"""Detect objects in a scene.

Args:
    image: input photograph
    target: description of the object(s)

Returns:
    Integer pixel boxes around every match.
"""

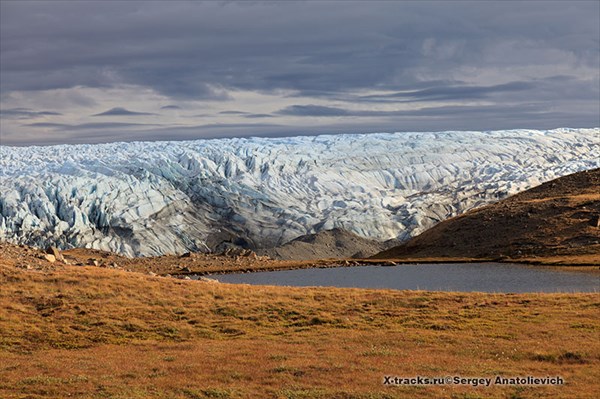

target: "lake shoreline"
[201,262,600,293]
[2,260,599,398]
[171,258,600,278]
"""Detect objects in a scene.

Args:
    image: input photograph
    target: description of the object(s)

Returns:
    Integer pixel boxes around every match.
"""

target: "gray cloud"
[1,1,598,145]
[92,107,155,117]
[218,110,273,118]
[23,122,68,128]
[243,114,274,119]
[277,103,559,119]
[3,2,598,96]
[0,107,62,119]
[278,105,349,117]
[357,81,536,103]
[219,111,248,115]
[25,121,159,131]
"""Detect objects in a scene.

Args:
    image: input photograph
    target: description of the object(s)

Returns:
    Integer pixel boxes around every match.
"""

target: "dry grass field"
[1,258,599,399]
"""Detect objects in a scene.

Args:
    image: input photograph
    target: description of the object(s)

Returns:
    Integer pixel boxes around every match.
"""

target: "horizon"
[1,126,599,149]
[1,1,599,146]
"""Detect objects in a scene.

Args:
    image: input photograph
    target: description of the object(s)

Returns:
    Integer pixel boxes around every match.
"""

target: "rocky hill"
[373,168,600,265]
[257,228,398,260]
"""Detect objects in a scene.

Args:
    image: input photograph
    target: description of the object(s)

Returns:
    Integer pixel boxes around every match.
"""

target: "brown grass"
[1,262,599,399]
[374,169,600,264]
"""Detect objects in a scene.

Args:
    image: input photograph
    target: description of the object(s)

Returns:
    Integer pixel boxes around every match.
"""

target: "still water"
[207,263,599,293]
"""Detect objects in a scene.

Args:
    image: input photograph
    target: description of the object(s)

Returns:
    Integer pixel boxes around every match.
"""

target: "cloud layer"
[92,107,156,117]
[1,1,598,145]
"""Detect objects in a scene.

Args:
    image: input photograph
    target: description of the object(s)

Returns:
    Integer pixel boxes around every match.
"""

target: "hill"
[373,168,600,265]
[257,228,398,260]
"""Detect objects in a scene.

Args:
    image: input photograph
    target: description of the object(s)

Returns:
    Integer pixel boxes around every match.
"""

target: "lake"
[202,263,600,293]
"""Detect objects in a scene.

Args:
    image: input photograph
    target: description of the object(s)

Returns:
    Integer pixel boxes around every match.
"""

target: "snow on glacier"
[0,128,598,257]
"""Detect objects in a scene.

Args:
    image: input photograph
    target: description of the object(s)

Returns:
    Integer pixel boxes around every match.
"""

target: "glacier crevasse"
[0,128,598,257]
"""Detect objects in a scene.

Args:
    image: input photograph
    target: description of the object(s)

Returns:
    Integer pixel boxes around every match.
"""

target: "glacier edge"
[1,127,598,257]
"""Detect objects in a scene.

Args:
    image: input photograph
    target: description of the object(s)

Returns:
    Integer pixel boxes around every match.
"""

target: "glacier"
[0,128,598,257]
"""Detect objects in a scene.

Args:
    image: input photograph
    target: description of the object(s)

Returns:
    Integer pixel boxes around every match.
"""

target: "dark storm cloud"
[92,107,156,117]
[2,2,598,97]
[1,1,598,144]
[160,105,181,110]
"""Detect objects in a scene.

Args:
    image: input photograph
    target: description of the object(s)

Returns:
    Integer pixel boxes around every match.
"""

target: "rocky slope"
[373,168,600,263]
[257,228,398,260]
[1,128,598,256]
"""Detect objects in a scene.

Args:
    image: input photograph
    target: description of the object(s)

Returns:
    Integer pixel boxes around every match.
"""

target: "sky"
[0,1,598,146]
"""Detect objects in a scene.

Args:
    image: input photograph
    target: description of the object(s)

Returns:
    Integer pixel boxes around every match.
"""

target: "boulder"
[44,254,56,263]
[46,246,65,262]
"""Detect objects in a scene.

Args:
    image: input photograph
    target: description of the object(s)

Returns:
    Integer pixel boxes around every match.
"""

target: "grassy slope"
[1,262,599,399]
[374,169,600,265]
